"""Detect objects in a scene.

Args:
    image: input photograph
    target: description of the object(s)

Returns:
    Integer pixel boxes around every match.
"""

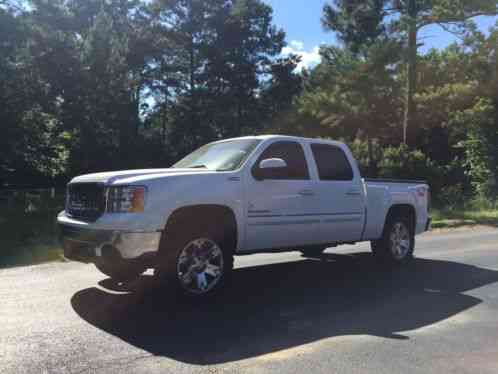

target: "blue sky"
[264,0,498,70]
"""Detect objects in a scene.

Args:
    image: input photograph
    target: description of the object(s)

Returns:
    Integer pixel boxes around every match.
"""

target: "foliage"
[461,99,498,200]
[0,189,64,267]
[0,0,302,183]
[322,0,498,144]
[1,0,497,209]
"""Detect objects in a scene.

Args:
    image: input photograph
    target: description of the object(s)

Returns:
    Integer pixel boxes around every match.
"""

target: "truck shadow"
[71,253,498,365]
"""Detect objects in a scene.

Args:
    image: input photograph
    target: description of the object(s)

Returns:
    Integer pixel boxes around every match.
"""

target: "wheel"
[94,260,146,282]
[155,225,234,300]
[371,215,414,265]
[300,246,326,257]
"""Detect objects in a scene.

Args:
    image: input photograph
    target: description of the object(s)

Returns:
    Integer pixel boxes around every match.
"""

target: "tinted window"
[311,144,354,181]
[252,141,309,180]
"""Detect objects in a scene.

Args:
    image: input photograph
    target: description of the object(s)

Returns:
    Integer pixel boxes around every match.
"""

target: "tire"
[371,214,415,265]
[94,261,146,282]
[300,246,326,257]
[154,223,234,300]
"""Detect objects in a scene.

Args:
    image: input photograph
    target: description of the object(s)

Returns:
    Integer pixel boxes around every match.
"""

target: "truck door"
[244,140,319,250]
[309,143,366,243]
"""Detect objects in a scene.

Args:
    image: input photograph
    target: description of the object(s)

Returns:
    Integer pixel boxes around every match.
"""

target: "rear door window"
[311,144,354,181]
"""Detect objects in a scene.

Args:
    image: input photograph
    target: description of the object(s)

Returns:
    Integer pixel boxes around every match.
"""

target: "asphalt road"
[2,228,498,374]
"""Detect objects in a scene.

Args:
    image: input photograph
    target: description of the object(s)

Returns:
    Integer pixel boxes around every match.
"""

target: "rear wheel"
[371,215,414,265]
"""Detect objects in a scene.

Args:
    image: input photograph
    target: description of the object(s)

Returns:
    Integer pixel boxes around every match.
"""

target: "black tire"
[371,214,415,265]
[94,261,146,282]
[154,222,235,300]
[300,246,326,257]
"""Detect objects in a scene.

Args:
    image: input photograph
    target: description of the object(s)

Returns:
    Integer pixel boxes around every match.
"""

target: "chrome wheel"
[389,222,411,260]
[176,238,224,295]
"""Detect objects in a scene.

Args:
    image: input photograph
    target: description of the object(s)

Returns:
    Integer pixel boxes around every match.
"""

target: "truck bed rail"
[364,178,428,184]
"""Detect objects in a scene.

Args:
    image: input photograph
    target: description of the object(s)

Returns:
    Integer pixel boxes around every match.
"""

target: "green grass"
[431,209,498,229]
[0,243,64,269]
[0,189,65,268]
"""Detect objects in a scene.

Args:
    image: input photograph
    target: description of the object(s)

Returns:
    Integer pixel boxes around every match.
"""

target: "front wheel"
[371,216,414,265]
[155,227,234,300]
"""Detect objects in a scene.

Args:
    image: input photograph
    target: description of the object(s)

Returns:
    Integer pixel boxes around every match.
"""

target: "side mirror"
[259,158,287,170]
[254,158,287,180]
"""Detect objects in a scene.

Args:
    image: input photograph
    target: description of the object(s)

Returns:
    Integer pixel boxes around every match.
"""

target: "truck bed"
[362,178,430,241]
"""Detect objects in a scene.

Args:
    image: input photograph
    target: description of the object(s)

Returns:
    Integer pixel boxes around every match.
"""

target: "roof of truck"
[212,134,340,144]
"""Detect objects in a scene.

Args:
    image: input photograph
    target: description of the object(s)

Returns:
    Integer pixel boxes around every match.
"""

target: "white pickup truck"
[58,135,431,298]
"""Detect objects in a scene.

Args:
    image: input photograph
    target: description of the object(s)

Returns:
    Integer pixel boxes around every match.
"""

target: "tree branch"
[436,22,466,40]
[417,10,498,30]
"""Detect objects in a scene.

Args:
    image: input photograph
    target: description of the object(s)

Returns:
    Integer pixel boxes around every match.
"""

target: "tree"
[0,2,65,185]
[322,0,498,144]
[274,39,403,174]
[459,27,498,200]
[145,0,293,157]
[24,0,156,174]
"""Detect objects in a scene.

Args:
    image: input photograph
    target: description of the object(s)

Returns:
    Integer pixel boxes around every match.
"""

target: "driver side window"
[251,141,310,180]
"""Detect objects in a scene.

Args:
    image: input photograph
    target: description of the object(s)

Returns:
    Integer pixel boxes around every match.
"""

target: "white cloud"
[281,41,322,72]
[289,40,304,51]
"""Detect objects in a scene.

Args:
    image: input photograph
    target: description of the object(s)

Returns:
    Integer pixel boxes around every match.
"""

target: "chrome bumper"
[58,224,161,262]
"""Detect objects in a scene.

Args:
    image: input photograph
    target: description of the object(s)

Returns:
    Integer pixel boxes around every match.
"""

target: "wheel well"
[164,204,238,250]
[386,204,416,232]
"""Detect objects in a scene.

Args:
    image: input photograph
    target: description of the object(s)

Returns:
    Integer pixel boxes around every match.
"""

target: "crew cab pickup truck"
[58,135,431,298]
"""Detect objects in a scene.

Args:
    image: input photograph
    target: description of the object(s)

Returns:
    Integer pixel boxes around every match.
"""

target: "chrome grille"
[66,183,106,222]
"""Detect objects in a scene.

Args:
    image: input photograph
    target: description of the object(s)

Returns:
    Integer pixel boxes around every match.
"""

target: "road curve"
[1,228,498,374]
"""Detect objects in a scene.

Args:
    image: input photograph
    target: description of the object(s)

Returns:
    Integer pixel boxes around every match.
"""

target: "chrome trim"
[284,212,363,217]
[248,214,283,218]
[249,220,321,226]
[59,224,161,260]
[323,217,362,223]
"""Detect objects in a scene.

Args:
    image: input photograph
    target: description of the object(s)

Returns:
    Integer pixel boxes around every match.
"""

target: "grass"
[431,208,498,229]
[0,189,65,268]
[0,243,64,269]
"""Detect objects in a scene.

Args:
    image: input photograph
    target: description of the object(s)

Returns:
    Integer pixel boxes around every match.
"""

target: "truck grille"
[66,183,106,222]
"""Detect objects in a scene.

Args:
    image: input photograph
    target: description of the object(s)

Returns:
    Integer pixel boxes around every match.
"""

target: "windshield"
[172,139,261,171]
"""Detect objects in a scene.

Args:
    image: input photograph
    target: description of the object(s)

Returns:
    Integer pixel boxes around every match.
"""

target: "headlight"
[106,186,147,213]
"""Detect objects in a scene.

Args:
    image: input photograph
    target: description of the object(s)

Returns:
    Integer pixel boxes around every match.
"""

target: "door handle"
[298,189,315,197]
[345,189,361,196]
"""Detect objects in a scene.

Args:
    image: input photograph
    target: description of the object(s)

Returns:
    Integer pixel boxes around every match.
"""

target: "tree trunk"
[189,30,197,148]
[161,103,167,147]
[367,135,376,177]
[403,0,418,145]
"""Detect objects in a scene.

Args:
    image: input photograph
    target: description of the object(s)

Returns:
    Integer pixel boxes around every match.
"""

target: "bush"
[348,141,473,208]
[461,99,498,202]
[0,189,64,267]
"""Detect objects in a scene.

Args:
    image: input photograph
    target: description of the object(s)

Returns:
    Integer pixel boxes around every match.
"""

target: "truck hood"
[70,168,212,185]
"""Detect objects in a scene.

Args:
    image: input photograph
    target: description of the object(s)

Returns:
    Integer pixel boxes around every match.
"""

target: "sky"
[264,0,498,71]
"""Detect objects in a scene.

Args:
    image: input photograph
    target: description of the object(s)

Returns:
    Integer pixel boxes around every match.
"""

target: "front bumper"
[58,224,161,263]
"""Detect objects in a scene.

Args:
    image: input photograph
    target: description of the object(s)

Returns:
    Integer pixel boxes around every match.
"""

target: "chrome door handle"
[345,190,361,196]
[298,189,315,196]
